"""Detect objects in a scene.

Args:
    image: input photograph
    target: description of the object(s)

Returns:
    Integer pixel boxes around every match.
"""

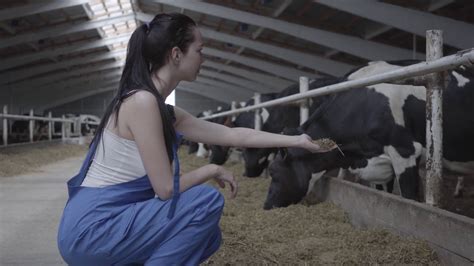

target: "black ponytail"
[91,13,197,163]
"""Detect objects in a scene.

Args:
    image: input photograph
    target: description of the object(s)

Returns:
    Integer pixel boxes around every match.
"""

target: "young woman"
[57,13,326,265]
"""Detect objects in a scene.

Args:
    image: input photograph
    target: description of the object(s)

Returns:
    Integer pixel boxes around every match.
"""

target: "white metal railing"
[0,107,100,147]
[202,30,473,207]
[203,47,473,120]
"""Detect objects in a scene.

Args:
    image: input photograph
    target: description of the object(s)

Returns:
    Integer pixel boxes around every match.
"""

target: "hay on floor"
[178,148,438,265]
[0,142,88,177]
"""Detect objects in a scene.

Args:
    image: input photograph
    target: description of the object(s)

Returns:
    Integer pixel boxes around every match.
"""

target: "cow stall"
[201,32,474,265]
[0,107,100,147]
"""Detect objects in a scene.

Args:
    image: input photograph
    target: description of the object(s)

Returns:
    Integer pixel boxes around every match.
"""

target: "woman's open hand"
[296,134,338,153]
[213,166,238,198]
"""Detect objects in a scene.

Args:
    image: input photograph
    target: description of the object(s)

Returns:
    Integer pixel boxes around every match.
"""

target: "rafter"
[148,0,421,60]
[0,34,130,71]
[202,61,292,90]
[0,14,134,50]
[316,0,473,49]
[0,0,90,22]
[204,47,316,81]
[0,49,126,85]
[199,69,272,93]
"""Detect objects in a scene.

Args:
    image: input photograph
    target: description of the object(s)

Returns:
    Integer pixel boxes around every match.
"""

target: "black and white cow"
[193,110,213,158]
[78,114,100,136]
[239,78,341,177]
[264,60,474,209]
[207,105,234,165]
[187,140,199,155]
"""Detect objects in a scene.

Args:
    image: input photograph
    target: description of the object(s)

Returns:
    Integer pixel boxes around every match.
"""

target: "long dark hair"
[91,13,197,163]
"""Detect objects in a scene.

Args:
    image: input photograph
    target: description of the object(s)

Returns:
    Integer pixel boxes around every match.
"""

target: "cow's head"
[264,127,349,210]
[209,145,231,165]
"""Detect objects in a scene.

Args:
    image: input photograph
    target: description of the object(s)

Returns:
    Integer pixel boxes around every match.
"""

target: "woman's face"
[178,27,204,81]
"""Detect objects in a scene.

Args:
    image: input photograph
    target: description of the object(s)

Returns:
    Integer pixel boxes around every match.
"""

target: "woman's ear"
[171,46,182,64]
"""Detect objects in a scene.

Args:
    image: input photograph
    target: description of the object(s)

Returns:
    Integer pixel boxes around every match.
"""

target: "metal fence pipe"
[203,48,474,120]
[425,30,444,206]
[61,115,66,141]
[0,113,74,123]
[29,109,34,143]
[254,93,261,131]
[231,101,237,122]
[48,112,52,141]
[3,105,7,146]
[299,76,309,125]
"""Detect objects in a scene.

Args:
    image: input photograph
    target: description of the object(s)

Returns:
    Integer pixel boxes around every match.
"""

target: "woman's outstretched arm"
[174,106,323,152]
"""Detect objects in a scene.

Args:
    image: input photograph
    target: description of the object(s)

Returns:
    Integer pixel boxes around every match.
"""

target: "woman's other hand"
[213,165,238,199]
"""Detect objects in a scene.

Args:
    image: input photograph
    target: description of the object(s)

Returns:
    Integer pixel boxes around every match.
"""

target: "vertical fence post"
[29,109,34,143]
[231,101,237,122]
[425,30,444,206]
[48,112,52,141]
[61,115,66,141]
[412,34,417,60]
[254,93,261,131]
[299,76,309,125]
[3,105,7,146]
[67,119,72,138]
[78,117,83,137]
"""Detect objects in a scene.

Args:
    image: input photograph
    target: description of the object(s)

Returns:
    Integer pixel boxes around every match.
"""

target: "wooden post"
[3,105,7,146]
[48,112,52,141]
[425,30,444,206]
[29,109,34,143]
[254,93,261,131]
[299,76,309,125]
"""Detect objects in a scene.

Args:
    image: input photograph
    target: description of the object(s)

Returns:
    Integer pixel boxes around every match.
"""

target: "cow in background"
[208,95,278,165]
[207,105,233,165]
[10,114,49,143]
[189,110,213,157]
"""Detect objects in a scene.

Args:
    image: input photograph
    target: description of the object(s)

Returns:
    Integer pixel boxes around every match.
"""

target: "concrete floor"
[0,156,83,265]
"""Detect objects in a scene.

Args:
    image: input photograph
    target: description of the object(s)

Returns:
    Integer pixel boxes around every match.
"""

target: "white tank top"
[81,129,146,187]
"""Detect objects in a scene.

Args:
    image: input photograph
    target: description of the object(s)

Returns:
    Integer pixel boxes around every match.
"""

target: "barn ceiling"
[0,0,473,115]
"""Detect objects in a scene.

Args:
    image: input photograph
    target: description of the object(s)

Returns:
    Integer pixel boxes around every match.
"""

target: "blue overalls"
[57,134,224,265]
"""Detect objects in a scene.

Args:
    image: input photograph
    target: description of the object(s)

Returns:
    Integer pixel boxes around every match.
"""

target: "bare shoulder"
[117,90,162,139]
[124,90,159,109]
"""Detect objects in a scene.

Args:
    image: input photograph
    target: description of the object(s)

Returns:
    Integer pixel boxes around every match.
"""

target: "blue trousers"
[58,183,224,265]
[58,139,224,265]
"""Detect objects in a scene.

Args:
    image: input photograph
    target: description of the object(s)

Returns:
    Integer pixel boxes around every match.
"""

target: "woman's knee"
[186,185,224,221]
[200,185,225,212]
[188,184,224,205]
